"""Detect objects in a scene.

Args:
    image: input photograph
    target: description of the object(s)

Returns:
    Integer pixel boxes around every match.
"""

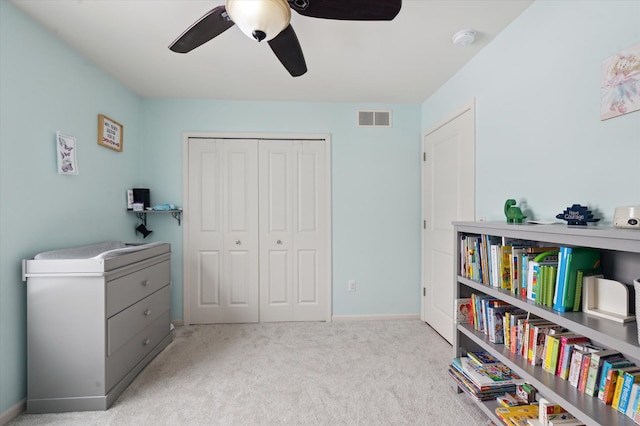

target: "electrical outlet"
[348,280,356,292]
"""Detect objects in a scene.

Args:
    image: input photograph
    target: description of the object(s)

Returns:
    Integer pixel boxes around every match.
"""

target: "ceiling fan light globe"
[226,0,291,42]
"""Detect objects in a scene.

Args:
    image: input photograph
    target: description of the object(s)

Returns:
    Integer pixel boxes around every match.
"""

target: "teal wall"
[422,0,640,222]
[140,100,422,320]
[0,1,144,415]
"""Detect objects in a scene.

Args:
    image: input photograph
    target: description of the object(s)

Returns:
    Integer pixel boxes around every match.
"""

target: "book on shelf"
[488,304,516,344]
[539,397,574,426]
[501,246,513,291]
[480,234,490,284]
[553,247,601,312]
[481,298,510,336]
[454,298,473,324]
[543,332,574,375]
[521,318,551,361]
[604,366,640,406]
[516,383,538,403]
[453,357,524,389]
[525,250,559,301]
[543,264,558,308]
[529,324,566,366]
[495,404,539,426]
[583,349,622,397]
[510,247,525,295]
[471,294,497,333]
[557,335,590,379]
[612,367,640,410]
[553,247,571,311]
[567,343,601,389]
[568,348,589,388]
[618,370,640,414]
[578,352,594,392]
[629,384,640,420]
[496,392,528,408]
[572,269,602,312]
[625,383,640,418]
[509,312,530,354]
[448,367,512,402]
[597,358,634,401]
[467,350,500,365]
[490,242,502,287]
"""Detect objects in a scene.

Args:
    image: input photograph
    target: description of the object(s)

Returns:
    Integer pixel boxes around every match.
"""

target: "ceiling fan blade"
[169,6,235,53]
[268,25,307,77]
[289,0,401,21]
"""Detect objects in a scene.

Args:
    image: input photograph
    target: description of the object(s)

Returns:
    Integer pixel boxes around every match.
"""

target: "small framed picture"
[56,131,78,175]
[97,114,123,152]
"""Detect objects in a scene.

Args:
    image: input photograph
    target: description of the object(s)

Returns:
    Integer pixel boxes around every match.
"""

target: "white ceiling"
[11,0,533,104]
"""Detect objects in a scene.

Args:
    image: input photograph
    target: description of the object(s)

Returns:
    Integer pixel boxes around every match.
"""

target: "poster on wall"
[56,131,78,175]
[601,42,640,120]
[97,114,123,151]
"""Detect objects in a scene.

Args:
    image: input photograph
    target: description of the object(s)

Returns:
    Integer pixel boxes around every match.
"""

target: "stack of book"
[449,351,524,402]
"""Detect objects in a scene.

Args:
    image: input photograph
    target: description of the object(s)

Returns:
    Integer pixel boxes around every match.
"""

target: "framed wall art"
[601,42,640,120]
[56,131,78,175]
[98,114,123,152]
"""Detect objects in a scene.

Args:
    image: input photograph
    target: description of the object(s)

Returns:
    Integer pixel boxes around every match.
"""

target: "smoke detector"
[452,29,476,47]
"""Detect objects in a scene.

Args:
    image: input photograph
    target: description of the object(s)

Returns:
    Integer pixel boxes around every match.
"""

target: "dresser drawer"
[106,260,170,317]
[107,285,170,356]
[105,310,171,392]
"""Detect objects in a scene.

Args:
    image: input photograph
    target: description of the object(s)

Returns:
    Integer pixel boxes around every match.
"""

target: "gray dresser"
[22,242,173,413]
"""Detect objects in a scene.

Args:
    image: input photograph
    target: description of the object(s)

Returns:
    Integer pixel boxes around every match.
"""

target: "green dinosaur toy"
[504,199,526,223]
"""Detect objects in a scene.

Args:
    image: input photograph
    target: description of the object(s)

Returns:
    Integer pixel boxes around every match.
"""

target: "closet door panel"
[292,142,328,320]
[260,140,328,322]
[187,139,259,324]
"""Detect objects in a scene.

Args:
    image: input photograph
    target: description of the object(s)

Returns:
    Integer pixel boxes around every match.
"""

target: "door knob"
[276,240,283,245]
[235,240,241,245]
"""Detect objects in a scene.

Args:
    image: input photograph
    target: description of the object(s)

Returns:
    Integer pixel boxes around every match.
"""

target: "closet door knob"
[276,240,283,245]
[144,309,152,316]
[235,240,241,245]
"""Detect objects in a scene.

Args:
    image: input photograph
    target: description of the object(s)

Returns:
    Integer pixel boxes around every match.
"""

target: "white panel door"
[422,102,475,343]
[259,140,329,322]
[187,138,259,324]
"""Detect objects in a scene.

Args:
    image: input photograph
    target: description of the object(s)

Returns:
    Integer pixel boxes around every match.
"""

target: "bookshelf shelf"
[452,222,640,426]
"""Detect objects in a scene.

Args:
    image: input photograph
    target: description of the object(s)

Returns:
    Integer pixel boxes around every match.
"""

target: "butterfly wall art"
[56,131,78,175]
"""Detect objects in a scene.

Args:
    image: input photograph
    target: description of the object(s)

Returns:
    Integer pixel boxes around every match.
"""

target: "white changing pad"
[34,241,165,260]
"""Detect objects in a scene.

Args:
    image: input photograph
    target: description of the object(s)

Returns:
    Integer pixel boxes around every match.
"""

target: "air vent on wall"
[357,110,392,128]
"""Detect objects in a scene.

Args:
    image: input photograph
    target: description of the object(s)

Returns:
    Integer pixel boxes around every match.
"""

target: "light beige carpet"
[11,320,490,425]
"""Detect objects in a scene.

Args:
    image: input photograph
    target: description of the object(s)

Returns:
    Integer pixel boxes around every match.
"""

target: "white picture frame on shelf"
[56,131,78,175]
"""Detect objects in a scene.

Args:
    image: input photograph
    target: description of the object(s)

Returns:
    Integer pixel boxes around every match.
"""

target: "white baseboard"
[0,399,25,426]
[332,313,420,322]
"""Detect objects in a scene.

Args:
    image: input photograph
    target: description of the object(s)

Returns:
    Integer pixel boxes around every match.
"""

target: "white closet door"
[259,140,329,322]
[187,138,259,324]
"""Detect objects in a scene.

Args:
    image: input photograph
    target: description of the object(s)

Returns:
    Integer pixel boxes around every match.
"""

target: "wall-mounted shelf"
[128,209,182,226]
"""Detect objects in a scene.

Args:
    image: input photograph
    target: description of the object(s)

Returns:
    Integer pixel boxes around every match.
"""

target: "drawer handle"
[144,309,152,316]
[143,338,151,346]
[141,280,149,287]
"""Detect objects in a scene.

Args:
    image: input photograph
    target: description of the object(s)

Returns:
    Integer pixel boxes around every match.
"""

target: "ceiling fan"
[169,0,402,77]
